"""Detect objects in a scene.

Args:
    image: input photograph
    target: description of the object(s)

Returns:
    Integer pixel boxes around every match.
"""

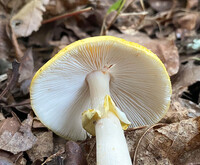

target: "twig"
[132,123,167,165]
[2,99,30,108]
[86,140,96,161]
[41,148,65,165]
[11,28,24,62]
[120,11,148,16]
[42,7,93,24]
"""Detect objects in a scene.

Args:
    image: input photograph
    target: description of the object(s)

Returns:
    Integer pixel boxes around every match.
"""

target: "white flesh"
[87,71,132,165]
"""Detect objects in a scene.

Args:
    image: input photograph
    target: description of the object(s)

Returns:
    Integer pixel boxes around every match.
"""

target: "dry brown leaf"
[172,60,200,99]
[27,131,53,162]
[0,113,5,121]
[64,18,90,39]
[16,156,27,165]
[161,100,189,124]
[32,118,46,129]
[0,156,14,165]
[108,31,179,76]
[0,114,37,154]
[156,117,200,164]
[0,12,12,60]
[148,0,173,12]
[173,12,199,30]
[18,48,34,83]
[10,0,49,37]
[186,0,199,9]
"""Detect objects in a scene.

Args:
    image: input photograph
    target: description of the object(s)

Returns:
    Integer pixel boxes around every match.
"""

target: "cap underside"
[30,36,171,140]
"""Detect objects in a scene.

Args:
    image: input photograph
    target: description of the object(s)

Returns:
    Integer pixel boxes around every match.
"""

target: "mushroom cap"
[30,36,172,140]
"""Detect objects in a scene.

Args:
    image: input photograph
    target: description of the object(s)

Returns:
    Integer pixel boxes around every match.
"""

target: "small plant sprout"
[30,36,172,165]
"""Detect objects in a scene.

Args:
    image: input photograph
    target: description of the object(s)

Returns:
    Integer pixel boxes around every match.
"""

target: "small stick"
[42,7,93,24]
[41,148,65,165]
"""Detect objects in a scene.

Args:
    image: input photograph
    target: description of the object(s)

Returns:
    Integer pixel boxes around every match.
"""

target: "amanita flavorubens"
[30,36,171,165]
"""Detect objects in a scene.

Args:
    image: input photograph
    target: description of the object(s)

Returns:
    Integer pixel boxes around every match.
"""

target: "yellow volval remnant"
[82,95,131,136]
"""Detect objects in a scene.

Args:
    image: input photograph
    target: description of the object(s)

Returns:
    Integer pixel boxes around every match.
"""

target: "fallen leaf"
[18,48,34,83]
[32,118,46,129]
[15,156,27,165]
[0,61,20,100]
[10,0,49,37]
[0,114,37,154]
[0,150,24,164]
[172,60,200,99]
[186,0,199,9]
[173,12,199,30]
[64,18,90,39]
[108,31,179,76]
[161,101,189,124]
[0,156,14,165]
[0,11,12,60]
[27,131,53,162]
[156,117,200,163]
[0,113,5,121]
[148,0,173,12]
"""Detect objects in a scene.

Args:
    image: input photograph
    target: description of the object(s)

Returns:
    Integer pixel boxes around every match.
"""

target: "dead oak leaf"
[156,117,200,163]
[0,115,37,154]
[10,0,49,37]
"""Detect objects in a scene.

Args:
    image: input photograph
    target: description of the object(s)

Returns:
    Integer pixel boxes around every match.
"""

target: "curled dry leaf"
[10,0,49,37]
[0,114,37,154]
[27,131,53,162]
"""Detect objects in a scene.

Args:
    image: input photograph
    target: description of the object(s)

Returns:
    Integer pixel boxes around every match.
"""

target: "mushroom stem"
[95,111,132,165]
[86,71,110,109]
[86,71,132,165]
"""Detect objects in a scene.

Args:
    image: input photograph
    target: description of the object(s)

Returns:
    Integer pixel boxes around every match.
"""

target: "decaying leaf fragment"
[27,131,53,162]
[10,0,49,37]
[0,114,37,154]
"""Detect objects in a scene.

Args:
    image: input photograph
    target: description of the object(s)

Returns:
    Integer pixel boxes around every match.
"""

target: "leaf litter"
[0,0,200,164]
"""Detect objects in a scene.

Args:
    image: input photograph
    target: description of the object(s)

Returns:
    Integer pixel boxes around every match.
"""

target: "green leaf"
[107,0,126,14]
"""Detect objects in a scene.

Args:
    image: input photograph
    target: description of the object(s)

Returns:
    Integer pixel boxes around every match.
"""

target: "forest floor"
[0,0,200,164]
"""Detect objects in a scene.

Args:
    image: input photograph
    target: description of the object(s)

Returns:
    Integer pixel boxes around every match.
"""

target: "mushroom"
[30,36,171,165]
